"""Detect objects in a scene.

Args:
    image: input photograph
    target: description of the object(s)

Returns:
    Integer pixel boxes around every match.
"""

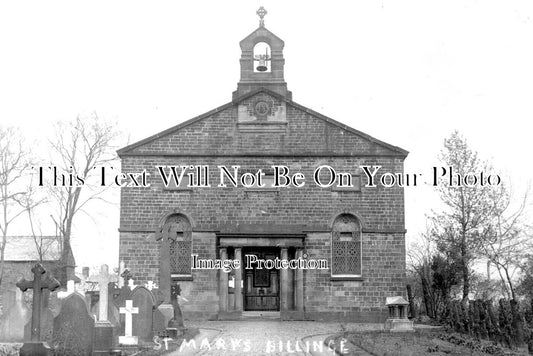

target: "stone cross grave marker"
[119,300,139,345]
[16,263,60,355]
[166,283,185,338]
[93,264,115,354]
[16,263,60,341]
[96,264,113,322]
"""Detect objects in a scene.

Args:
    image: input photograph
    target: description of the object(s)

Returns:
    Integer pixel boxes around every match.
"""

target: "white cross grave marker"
[96,264,113,322]
[118,300,139,345]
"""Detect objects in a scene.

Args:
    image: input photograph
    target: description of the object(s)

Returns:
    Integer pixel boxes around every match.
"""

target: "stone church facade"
[117,11,408,322]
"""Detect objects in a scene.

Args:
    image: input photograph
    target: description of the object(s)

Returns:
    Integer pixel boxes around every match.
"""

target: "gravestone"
[93,264,115,355]
[167,283,185,337]
[118,300,138,345]
[16,263,60,356]
[24,289,55,344]
[91,282,121,327]
[131,286,155,341]
[52,292,95,356]
[0,288,31,341]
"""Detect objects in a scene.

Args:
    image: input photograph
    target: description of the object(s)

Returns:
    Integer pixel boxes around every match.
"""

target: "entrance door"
[243,248,280,311]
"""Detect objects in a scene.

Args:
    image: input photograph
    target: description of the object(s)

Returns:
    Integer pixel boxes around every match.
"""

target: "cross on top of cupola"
[233,7,292,100]
[257,6,267,27]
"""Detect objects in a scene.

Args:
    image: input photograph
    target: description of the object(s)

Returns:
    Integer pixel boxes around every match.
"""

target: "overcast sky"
[1,1,532,270]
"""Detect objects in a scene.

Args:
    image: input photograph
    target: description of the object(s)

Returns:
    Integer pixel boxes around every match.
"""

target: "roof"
[117,87,408,157]
[3,236,61,261]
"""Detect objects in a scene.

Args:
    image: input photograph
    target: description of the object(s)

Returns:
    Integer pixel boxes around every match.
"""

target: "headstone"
[130,286,156,341]
[93,264,115,355]
[118,300,138,345]
[52,293,95,356]
[155,227,175,330]
[113,277,132,338]
[16,263,60,356]
[0,288,31,341]
[156,229,171,303]
[24,289,55,344]
[92,282,121,327]
[167,283,185,337]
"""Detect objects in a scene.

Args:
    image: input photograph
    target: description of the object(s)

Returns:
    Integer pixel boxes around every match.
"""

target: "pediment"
[118,89,407,157]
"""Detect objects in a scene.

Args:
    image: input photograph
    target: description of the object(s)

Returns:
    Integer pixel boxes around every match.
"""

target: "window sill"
[171,274,193,281]
[330,276,364,282]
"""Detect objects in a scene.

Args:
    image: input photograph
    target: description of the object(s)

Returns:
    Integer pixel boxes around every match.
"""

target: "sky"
[1,1,532,270]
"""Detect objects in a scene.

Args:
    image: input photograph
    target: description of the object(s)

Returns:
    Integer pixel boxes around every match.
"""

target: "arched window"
[332,214,362,276]
[162,214,192,276]
[253,42,271,73]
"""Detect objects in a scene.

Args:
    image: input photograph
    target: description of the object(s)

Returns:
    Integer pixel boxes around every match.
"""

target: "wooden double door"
[243,248,280,311]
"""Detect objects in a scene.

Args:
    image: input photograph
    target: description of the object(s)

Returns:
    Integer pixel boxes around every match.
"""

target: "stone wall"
[118,93,407,321]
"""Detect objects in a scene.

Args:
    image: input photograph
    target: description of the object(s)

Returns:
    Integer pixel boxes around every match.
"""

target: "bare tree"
[480,183,532,300]
[0,126,33,287]
[48,113,119,284]
[19,174,59,262]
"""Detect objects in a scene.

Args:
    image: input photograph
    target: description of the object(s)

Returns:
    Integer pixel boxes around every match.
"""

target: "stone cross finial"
[257,6,267,27]
[16,263,60,341]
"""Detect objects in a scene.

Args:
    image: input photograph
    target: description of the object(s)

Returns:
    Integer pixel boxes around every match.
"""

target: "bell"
[256,59,268,72]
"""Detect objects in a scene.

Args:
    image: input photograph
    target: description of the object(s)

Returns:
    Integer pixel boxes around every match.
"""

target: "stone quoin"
[117,7,408,322]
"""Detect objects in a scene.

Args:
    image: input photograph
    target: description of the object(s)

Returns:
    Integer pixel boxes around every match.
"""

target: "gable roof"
[117,87,408,157]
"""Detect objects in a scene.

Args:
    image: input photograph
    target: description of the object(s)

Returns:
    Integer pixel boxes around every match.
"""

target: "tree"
[408,227,460,319]
[480,183,532,300]
[517,255,533,300]
[48,113,119,285]
[431,131,497,303]
[0,126,36,287]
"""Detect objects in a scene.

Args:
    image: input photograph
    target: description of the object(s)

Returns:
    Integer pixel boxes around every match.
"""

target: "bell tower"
[233,7,292,100]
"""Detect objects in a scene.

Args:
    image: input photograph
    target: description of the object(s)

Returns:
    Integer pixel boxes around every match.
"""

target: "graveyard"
[0,262,202,355]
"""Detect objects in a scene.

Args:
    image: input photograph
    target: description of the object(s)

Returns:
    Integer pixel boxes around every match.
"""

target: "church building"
[117,8,408,322]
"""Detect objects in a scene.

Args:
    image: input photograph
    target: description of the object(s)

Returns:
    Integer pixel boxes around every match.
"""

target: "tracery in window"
[332,214,362,276]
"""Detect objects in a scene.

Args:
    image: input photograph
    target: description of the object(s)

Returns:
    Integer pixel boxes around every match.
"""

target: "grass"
[326,329,530,356]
